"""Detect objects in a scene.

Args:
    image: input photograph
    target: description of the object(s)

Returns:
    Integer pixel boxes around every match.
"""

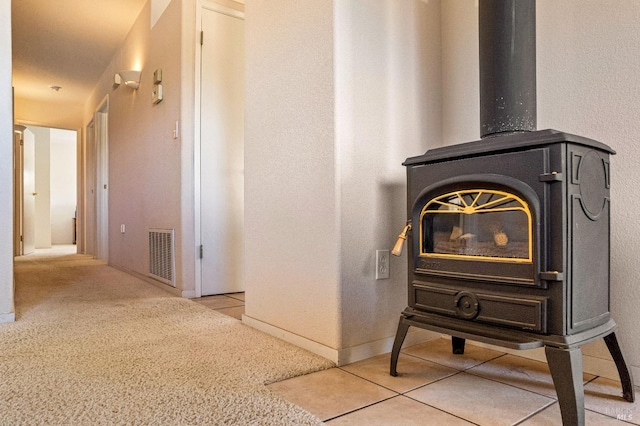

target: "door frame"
[13,125,36,256]
[13,125,25,256]
[94,95,109,260]
[194,1,244,297]
[76,125,85,253]
[84,119,97,256]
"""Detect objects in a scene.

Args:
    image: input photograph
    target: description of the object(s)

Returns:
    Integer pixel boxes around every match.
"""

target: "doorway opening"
[13,125,78,255]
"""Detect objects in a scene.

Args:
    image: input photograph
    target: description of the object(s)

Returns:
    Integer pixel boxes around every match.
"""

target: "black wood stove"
[389,2,635,425]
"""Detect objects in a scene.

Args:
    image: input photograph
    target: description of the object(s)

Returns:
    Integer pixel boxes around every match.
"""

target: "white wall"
[79,0,243,297]
[84,0,186,291]
[335,0,442,354]
[30,126,52,248]
[441,0,479,146]
[50,128,77,244]
[244,0,341,351]
[0,1,15,322]
[441,0,640,378]
[151,0,172,28]
[245,0,640,377]
[244,0,442,363]
[537,0,640,378]
[27,126,77,247]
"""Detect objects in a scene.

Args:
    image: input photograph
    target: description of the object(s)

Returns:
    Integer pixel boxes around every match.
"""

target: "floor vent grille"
[149,228,175,287]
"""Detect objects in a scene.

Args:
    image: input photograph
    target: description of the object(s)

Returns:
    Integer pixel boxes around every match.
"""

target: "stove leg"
[603,332,635,402]
[390,316,410,377]
[545,346,585,426]
[452,336,466,354]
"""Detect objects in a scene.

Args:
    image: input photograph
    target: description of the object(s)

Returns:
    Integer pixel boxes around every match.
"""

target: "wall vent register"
[148,228,175,287]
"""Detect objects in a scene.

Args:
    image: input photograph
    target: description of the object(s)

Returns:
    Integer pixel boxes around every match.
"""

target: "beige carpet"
[2,253,334,425]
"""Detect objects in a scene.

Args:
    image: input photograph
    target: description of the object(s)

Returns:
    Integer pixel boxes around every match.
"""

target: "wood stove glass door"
[420,189,532,262]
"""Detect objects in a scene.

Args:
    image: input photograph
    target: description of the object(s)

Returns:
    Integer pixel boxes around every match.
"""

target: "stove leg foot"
[545,346,585,426]
[390,316,410,377]
[452,336,466,354]
[604,332,635,402]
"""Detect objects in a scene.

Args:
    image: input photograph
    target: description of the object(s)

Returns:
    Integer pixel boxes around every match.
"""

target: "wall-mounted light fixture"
[118,70,141,90]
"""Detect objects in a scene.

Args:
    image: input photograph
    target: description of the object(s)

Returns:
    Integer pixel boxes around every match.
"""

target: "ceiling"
[12,0,148,111]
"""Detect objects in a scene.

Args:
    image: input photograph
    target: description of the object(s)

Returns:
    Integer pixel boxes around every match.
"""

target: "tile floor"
[194,297,637,425]
[268,338,639,425]
[193,292,245,320]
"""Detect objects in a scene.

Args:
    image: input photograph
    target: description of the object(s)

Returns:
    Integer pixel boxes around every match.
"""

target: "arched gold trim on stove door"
[419,189,533,263]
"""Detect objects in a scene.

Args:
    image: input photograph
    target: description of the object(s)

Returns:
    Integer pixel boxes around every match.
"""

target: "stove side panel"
[566,144,611,334]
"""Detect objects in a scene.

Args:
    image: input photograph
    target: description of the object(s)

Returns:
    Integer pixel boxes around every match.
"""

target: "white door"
[95,108,109,260]
[22,128,36,255]
[200,7,245,295]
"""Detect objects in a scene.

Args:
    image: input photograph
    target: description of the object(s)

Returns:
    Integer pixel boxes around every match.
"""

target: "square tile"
[518,402,625,425]
[584,377,639,424]
[226,292,245,301]
[215,305,245,320]
[267,368,396,421]
[467,353,595,399]
[341,353,458,393]
[194,295,243,309]
[406,372,554,425]
[327,395,474,425]
[402,338,505,370]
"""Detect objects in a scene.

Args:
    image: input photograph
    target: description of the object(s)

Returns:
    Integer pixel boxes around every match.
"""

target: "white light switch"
[173,120,179,139]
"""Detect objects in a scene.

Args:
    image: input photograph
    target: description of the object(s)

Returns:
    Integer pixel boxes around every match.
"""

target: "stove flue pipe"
[479,0,536,138]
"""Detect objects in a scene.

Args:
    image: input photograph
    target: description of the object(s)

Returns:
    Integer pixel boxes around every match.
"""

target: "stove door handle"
[392,223,412,257]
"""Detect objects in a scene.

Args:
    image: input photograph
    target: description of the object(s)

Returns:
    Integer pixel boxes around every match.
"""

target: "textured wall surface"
[244,0,441,358]
[537,0,640,373]
[50,129,77,245]
[441,0,640,373]
[335,0,442,349]
[244,0,341,348]
[31,126,52,249]
[83,1,184,290]
[0,1,14,321]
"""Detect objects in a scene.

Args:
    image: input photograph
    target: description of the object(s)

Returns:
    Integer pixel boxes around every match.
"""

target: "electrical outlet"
[376,249,390,280]
[120,224,125,234]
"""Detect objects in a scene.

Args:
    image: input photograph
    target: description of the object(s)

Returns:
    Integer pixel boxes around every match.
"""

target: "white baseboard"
[241,315,440,366]
[0,312,15,323]
[181,289,197,298]
[241,317,639,381]
[242,315,340,363]
[336,329,442,366]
